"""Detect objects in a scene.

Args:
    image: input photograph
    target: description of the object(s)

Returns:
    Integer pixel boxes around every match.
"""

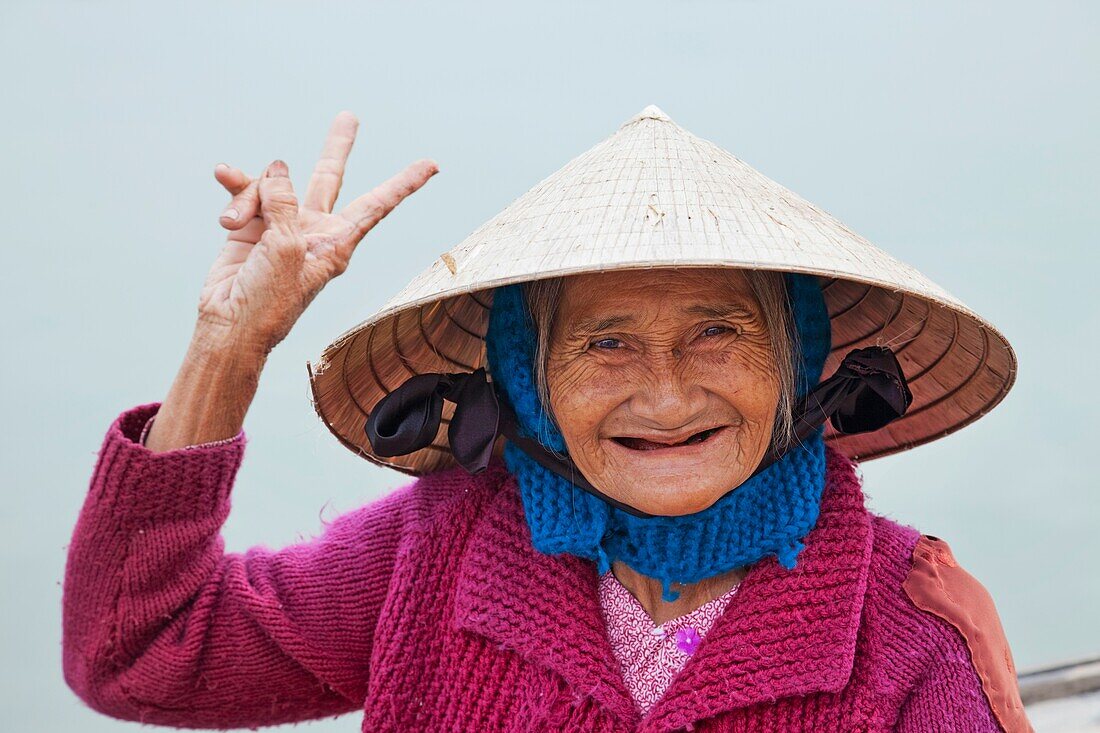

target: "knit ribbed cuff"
[90,402,248,527]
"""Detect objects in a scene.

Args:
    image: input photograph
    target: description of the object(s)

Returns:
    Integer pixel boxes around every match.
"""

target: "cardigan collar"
[452,445,873,729]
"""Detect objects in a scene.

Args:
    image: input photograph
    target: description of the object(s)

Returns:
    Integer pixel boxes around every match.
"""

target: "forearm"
[145,323,267,452]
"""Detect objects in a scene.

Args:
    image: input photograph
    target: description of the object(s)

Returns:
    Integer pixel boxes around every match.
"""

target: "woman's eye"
[592,337,623,350]
[702,325,735,338]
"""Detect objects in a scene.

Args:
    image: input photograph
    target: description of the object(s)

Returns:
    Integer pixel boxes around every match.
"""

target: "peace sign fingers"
[196,114,439,359]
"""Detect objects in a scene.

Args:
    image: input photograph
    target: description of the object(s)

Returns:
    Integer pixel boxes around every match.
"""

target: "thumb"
[258,160,300,237]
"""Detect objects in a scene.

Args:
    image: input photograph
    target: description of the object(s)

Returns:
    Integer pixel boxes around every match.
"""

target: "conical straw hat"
[307,104,1017,477]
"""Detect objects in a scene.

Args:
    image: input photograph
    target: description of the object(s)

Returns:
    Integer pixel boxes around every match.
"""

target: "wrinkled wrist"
[139,412,241,450]
[190,322,270,371]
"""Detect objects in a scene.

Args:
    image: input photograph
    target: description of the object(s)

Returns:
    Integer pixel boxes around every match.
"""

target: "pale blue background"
[3,1,1097,730]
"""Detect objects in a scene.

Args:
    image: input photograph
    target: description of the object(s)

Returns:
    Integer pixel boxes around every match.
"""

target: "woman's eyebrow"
[683,302,755,319]
[573,314,635,333]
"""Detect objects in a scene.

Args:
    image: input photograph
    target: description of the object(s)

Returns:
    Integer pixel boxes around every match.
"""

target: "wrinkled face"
[545,268,781,516]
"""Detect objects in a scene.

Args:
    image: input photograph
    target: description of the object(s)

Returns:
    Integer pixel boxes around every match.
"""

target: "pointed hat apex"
[622,104,672,127]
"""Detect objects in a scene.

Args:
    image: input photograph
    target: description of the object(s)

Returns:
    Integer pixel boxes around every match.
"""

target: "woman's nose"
[628,354,707,427]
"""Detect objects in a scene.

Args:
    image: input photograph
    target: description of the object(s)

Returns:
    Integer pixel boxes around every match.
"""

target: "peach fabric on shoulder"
[902,534,1033,733]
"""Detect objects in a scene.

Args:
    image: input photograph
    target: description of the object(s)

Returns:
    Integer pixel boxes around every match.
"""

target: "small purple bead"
[674,626,701,655]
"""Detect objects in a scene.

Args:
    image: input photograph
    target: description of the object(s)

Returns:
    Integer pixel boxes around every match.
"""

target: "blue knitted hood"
[484,272,832,601]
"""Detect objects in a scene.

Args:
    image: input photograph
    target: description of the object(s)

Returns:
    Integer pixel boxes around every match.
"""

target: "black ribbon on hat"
[365,367,501,475]
[364,345,913,518]
[789,345,913,440]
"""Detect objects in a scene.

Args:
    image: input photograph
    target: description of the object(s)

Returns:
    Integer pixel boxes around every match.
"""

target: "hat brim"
[307,261,1015,477]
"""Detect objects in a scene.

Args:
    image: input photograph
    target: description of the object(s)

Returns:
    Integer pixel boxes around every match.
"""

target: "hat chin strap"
[364,345,912,519]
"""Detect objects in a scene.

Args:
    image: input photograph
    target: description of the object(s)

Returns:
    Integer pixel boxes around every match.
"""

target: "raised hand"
[198,111,438,358]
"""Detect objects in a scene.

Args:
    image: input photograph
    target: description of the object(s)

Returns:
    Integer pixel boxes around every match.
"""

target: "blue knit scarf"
[484,273,832,601]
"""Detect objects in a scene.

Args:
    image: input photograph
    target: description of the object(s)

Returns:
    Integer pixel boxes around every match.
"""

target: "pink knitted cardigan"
[62,402,1032,732]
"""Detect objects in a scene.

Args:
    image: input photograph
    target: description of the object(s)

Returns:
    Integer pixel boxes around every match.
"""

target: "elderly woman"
[62,107,1033,732]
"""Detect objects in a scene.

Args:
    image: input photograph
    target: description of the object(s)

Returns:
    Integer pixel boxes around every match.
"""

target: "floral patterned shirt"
[597,569,741,716]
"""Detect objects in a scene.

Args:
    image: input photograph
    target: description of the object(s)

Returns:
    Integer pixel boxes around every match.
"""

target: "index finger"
[303,111,359,213]
[337,158,440,239]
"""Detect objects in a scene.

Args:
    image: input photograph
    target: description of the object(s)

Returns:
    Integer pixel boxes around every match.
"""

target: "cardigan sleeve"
[894,652,1003,732]
[895,534,1034,733]
[62,401,416,729]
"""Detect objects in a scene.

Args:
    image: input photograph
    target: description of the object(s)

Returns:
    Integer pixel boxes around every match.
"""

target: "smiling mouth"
[612,426,726,451]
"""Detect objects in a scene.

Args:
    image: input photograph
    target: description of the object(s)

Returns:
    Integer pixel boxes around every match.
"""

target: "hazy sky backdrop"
[3,2,1097,730]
